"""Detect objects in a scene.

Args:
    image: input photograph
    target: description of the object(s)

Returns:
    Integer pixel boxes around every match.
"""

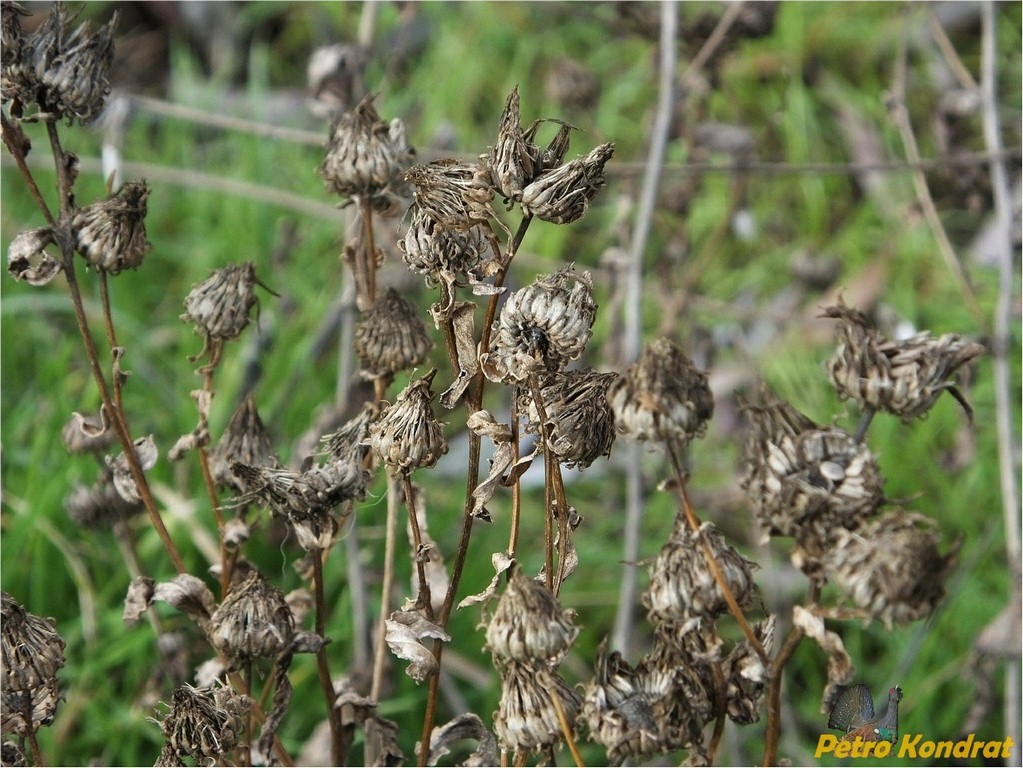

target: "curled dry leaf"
[458,552,515,609]
[7,227,63,285]
[384,606,451,683]
[407,483,449,616]
[365,716,405,767]
[792,605,855,714]
[123,576,156,622]
[257,658,292,763]
[424,713,498,767]
[152,574,218,624]
[431,300,479,410]
[105,434,158,503]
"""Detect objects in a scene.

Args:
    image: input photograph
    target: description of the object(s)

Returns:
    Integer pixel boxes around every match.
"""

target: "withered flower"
[1,740,26,767]
[493,662,580,754]
[1,3,27,76]
[231,457,368,550]
[485,569,579,662]
[1,593,66,737]
[399,208,488,287]
[354,287,432,379]
[320,402,376,465]
[105,434,158,504]
[488,85,533,202]
[318,93,414,201]
[7,227,63,286]
[210,394,276,491]
[481,266,597,384]
[721,617,775,724]
[208,570,295,661]
[607,337,714,447]
[519,142,614,224]
[518,368,618,468]
[155,682,249,764]
[827,511,960,629]
[823,301,985,421]
[7,3,116,122]
[645,523,758,625]
[72,180,151,274]
[66,472,143,529]
[61,410,115,454]
[181,261,265,365]
[369,372,447,474]
[404,159,497,233]
[740,392,883,554]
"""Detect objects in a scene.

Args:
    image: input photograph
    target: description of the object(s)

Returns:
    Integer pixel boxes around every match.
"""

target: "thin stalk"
[852,406,876,444]
[402,472,433,617]
[665,439,768,663]
[197,447,231,598]
[706,664,728,762]
[1,113,56,227]
[26,731,43,767]
[371,477,401,700]
[549,683,585,768]
[507,402,522,558]
[418,214,533,766]
[97,274,125,412]
[241,660,253,767]
[311,549,346,765]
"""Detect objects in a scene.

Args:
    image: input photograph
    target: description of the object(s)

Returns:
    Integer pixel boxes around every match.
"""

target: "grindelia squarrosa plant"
[1,3,994,766]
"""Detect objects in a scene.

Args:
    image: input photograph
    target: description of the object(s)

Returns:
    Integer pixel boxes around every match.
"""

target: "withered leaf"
[258,657,292,763]
[7,227,63,286]
[365,716,404,767]
[424,713,498,767]
[458,552,514,609]
[123,575,155,622]
[793,605,855,714]
[106,434,158,502]
[152,573,217,623]
[432,300,479,409]
[384,606,451,683]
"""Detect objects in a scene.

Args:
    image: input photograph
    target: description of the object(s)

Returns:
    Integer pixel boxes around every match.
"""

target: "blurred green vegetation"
[1,2,1019,766]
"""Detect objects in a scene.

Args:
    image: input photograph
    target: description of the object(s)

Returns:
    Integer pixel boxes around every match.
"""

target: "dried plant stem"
[371,477,401,700]
[418,214,534,766]
[852,405,876,444]
[1,114,56,226]
[706,664,728,762]
[241,660,253,767]
[665,439,768,663]
[311,548,346,765]
[548,679,585,768]
[96,274,125,411]
[26,731,43,767]
[507,405,523,558]
[402,472,434,617]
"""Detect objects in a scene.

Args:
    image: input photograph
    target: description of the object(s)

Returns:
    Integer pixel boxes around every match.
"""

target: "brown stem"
[417,214,533,766]
[507,402,522,558]
[1,112,57,227]
[665,439,768,663]
[241,660,253,767]
[548,676,585,768]
[760,623,807,766]
[197,447,231,598]
[706,662,728,762]
[402,472,433,618]
[96,273,125,412]
[311,549,347,765]
[527,374,571,593]
[26,730,43,767]
[371,477,401,700]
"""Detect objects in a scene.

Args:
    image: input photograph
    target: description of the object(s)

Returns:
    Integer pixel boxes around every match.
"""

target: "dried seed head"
[493,663,581,754]
[320,402,375,465]
[823,301,985,421]
[156,682,250,763]
[369,372,447,473]
[1,739,26,767]
[7,227,63,286]
[645,523,758,625]
[518,368,618,468]
[827,511,959,629]
[399,208,487,286]
[61,410,115,454]
[488,86,533,201]
[486,569,579,662]
[608,337,714,447]
[231,458,368,550]
[519,142,614,224]
[210,394,276,491]
[404,159,497,232]
[208,570,295,661]
[72,180,151,274]
[6,3,116,123]
[318,94,413,202]
[0,3,27,75]
[482,266,597,384]
[105,434,158,503]
[740,393,884,568]
[1,592,66,737]
[181,261,262,365]
[721,616,775,724]
[66,472,143,529]
[354,288,432,379]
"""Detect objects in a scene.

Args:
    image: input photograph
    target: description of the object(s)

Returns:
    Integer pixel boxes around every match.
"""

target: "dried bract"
[61,409,115,454]
[482,266,597,383]
[485,569,579,662]
[208,570,295,661]
[66,472,143,529]
[608,337,714,447]
[646,523,758,625]
[7,227,63,285]
[318,93,414,201]
[1,592,66,737]
[493,663,580,754]
[156,682,250,764]
[518,368,618,468]
[721,617,776,724]
[827,511,959,628]
[520,142,614,224]
[354,287,432,379]
[740,393,883,555]
[488,86,533,201]
[320,402,375,465]
[399,208,488,286]
[823,301,985,421]
[105,434,158,503]
[369,372,447,474]
[210,394,275,491]
[404,159,497,232]
[72,180,151,274]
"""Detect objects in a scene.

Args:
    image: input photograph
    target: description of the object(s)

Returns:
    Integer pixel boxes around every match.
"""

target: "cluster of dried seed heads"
[154,682,249,766]
[1,593,66,738]
[354,287,433,379]
[208,571,295,662]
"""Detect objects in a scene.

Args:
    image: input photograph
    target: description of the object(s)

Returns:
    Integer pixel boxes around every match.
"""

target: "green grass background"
[1,2,1020,765]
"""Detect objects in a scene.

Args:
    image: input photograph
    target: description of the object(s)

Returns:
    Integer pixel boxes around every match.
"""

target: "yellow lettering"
[953,733,974,758]
[971,740,984,758]
[983,741,1001,759]
[1003,737,1015,758]
[815,735,837,758]
[835,739,851,758]
[875,741,891,758]
[919,740,935,758]
[934,741,953,759]
[899,733,922,757]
